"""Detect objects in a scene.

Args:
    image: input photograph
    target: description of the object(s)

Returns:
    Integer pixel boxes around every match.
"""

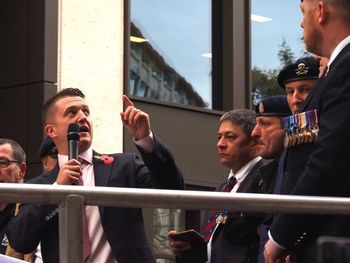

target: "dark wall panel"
[0,0,29,87]
[0,0,58,180]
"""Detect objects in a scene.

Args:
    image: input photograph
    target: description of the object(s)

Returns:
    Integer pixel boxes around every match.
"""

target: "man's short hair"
[0,138,26,162]
[219,109,256,140]
[42,88,85,124]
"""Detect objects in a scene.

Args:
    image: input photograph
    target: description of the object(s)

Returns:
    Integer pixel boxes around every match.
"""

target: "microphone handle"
[68,140,79,160]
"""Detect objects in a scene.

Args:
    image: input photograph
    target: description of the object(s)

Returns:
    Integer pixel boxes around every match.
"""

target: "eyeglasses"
[0,158,21,168]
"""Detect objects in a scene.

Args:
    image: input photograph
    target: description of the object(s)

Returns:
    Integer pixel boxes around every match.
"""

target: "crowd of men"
[1,0,350,262]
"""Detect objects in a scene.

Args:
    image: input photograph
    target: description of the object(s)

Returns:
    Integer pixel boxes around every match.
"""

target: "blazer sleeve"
[270,50,350,249]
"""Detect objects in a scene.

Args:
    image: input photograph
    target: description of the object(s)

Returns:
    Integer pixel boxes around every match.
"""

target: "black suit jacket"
[8,136,184,263]
[270,43,350,262]
[210,159,264,263]
[179,158,273,263]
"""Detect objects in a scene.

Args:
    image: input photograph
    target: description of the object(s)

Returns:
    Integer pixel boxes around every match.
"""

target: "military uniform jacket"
[7,136,184,263]
[270,43,350,262]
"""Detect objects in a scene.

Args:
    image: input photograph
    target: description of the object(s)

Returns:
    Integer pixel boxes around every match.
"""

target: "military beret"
[38,137,58,159]
[255,95,291,117]
[277,57,320,89]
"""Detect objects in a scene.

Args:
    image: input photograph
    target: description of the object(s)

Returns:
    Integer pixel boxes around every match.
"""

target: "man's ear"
[45,124,56,138]
[318,1,327,24]
[18,162,26,183]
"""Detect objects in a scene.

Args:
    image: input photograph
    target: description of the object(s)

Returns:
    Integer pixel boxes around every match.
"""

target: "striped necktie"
[78,158,91,261]
[202,176,237,243]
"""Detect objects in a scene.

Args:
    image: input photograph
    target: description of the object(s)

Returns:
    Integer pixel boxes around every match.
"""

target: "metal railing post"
[59,195,84,263]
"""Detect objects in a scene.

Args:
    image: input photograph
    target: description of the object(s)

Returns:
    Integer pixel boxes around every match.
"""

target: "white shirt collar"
[228,156,262,185]
[58,146,93,167]
[328,35,350,67]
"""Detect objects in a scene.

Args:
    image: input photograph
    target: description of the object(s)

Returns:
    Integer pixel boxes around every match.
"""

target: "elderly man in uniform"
[250,96,292,263]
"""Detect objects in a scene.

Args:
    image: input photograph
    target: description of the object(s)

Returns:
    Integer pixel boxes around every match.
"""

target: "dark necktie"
[202,176,237,243]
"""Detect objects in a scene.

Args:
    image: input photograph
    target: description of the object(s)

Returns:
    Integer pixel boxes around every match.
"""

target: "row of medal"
[283,109,319,148]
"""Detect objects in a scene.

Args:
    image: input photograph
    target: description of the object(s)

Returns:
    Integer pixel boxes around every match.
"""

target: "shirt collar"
[328,35,350,67]
[228,156,262,185]
[58,146,93,167]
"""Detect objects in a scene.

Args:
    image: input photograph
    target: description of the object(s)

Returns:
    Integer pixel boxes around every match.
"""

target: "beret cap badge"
[295,63,309,76]
[258,102,264,114]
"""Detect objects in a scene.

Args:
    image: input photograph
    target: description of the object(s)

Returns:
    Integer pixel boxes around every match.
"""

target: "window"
[251,0,306,104]
[129,0,212,108]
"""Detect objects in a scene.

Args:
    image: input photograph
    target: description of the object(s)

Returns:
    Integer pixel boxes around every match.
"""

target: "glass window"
[251,0,307,104]
[129,0,212,108]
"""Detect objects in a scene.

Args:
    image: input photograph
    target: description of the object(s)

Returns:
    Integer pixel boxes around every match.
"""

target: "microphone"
[67,123,80,160]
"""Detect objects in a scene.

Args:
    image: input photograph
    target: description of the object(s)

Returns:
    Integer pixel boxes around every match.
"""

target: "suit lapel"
[302,43,350,112]
[93,152,113,187]
[92,152,114,219]
[299,78,323,112]
[237,159,263,193]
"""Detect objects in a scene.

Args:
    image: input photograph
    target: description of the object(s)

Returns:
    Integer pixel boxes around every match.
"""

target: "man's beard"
[305,26,323,56]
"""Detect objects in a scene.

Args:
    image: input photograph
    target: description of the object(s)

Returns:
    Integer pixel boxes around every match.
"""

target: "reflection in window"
[130,0,211,108]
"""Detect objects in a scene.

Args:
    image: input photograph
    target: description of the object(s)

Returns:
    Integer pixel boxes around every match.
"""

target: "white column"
[57,0,124,152]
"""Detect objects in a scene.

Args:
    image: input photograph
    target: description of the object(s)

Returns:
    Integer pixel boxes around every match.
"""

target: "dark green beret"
[255,96,291,117]
[278,56,319,89]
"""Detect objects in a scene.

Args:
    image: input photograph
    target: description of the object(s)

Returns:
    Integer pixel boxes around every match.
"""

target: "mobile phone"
[171,229,205,246]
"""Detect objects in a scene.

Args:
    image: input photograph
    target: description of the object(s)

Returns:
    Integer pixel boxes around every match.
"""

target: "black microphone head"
[67,123,80,141]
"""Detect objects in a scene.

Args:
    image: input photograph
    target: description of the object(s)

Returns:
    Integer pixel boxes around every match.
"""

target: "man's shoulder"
[25,171,56,185]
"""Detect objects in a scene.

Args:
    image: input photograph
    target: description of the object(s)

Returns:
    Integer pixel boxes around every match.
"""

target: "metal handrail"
[2,183,350,263]
[1,183,350,214]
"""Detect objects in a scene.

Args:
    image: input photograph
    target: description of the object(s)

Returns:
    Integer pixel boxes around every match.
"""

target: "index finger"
[123,95,134,108]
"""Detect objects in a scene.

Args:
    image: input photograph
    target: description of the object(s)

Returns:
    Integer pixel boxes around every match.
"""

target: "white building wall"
[57,0,124,153]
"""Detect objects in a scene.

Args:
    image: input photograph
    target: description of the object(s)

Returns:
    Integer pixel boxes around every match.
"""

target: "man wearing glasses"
[0,138,32,261]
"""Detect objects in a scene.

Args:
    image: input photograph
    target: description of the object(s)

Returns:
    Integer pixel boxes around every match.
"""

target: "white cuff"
[268,230,286,249]
[134,131,155,153]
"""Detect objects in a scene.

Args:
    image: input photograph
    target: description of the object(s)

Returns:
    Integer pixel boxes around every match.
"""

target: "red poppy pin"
[94,154,114,165]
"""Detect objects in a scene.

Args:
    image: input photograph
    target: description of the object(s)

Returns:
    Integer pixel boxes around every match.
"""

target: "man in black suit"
[7,88,184,263]
[264,0,350,262]
[169,109,265,263]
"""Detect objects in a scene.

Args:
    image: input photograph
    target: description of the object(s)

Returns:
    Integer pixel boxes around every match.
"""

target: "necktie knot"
[202,176,237,243]
[223,176,237,192]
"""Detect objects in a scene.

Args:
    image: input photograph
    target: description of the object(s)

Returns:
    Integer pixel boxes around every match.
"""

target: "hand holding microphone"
[68,123,80,160]
[56,123,83,185]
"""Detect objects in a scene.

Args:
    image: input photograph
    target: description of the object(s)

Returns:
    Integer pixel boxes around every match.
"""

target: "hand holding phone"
[169,229,207,262]
[170,229,204,245]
